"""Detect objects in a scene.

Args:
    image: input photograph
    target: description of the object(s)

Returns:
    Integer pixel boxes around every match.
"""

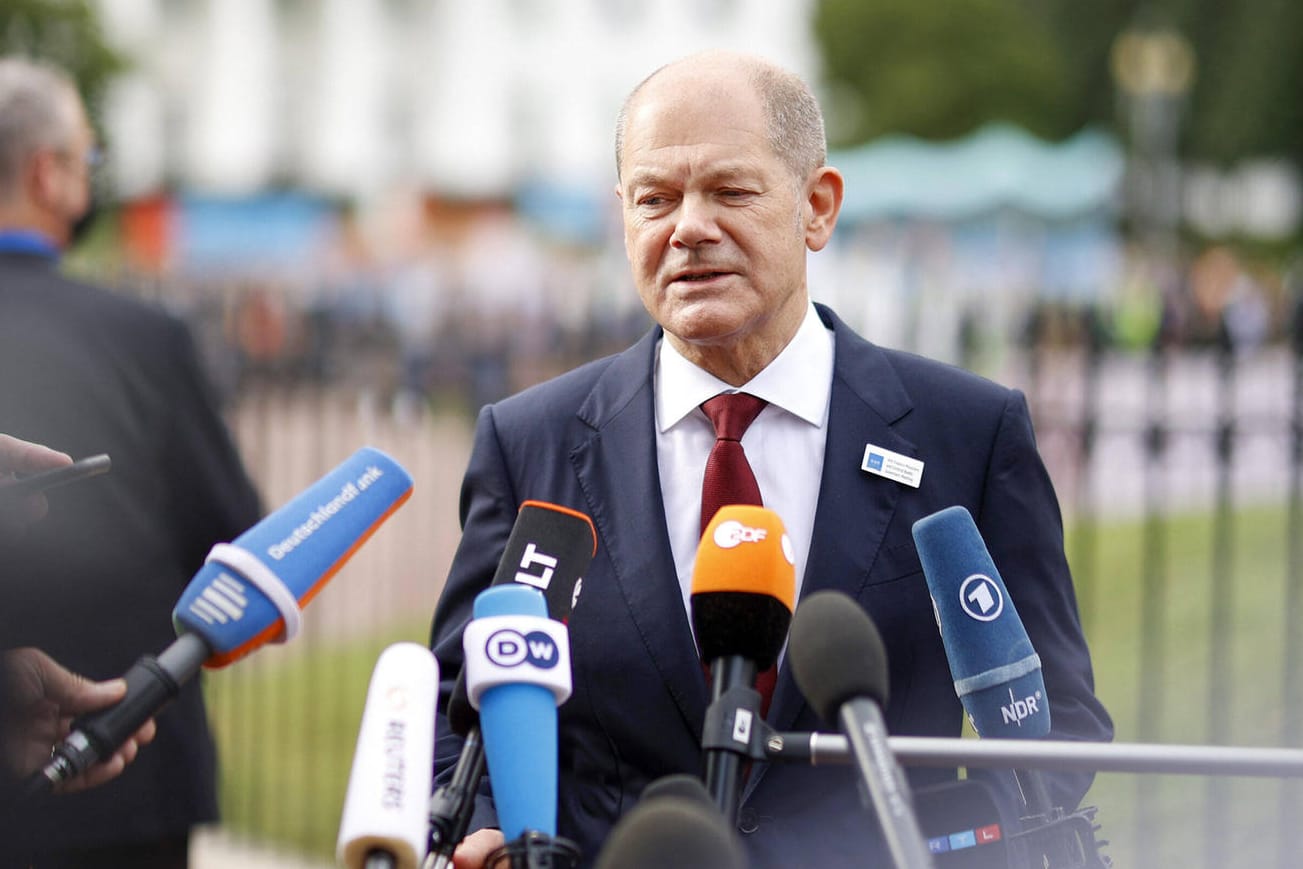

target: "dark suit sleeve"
[975,388,1113,810]
[428,403,521,832]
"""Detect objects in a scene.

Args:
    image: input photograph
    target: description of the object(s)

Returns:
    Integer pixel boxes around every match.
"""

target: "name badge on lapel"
[861,444,924,489]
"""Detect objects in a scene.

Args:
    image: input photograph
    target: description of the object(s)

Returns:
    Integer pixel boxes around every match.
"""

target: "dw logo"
[485,628,559,669]
[958,574,1004,622]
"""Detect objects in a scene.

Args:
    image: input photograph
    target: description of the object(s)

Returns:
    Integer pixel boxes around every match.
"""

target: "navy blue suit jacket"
[430,303,1112,867]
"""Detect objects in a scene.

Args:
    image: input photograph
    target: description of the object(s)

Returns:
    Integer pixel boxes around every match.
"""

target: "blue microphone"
[911,505,1050,739]
[27,447,413,795]
[462,584,571,843]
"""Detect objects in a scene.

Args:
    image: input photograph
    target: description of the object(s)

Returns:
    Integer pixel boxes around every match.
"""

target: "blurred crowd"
[75,198,1303,419]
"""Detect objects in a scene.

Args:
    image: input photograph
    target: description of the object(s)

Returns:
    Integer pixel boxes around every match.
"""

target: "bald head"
[615,52,827,186]
[0,57,84,202]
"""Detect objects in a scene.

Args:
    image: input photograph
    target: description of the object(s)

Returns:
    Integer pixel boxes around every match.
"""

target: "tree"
[814,0,1072,146]
[0,0,127,119]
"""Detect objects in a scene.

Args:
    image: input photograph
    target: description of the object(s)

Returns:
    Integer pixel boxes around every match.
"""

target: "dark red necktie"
[699,393,768,535]
[699,392,776,716]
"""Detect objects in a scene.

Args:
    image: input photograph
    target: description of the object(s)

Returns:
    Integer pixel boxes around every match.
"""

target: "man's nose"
[670,195,722,249]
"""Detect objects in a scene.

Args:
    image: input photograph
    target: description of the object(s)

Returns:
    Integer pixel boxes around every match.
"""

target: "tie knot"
[701,392,768,442]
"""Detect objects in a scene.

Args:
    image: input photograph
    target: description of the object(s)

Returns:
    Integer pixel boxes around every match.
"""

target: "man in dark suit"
[430,51,1112,868]
[0,57,261,868]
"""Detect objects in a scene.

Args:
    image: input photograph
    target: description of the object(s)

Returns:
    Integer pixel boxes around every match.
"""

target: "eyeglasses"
[52,146,103,172]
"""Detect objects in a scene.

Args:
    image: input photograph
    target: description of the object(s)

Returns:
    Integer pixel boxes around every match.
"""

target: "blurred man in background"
[0,57,261,868]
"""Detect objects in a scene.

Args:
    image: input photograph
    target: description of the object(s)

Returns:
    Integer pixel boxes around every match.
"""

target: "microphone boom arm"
[767,732,1303,778]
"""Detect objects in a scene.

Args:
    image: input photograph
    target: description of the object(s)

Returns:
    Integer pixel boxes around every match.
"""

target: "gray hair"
[614,54,827,184]
[0,57,81,199]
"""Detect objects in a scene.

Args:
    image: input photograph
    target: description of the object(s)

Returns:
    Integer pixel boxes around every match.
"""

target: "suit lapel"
[570,329,711,738]
[766,305,919,734]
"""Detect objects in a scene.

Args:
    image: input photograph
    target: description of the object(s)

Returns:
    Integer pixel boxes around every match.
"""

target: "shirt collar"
[657,302,834,431]
[0,229,60,259]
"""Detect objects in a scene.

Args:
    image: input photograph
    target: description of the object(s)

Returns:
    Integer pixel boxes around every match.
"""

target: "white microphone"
[337,643,439,869]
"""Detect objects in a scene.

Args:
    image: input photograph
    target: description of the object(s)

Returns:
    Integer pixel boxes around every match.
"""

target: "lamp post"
[1110,25,1195,264]
[1109,22,1196,869]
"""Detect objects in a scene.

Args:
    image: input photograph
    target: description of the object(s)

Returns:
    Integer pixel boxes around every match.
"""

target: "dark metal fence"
[1013,309,1303,869]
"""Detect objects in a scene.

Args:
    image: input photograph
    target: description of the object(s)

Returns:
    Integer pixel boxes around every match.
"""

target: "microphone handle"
[839,698,934,869]
[1015,766,1054,818]
[428,726,488,868]
[702,656,757,825]
[23,631,211,796]
[1014,766,1080,865]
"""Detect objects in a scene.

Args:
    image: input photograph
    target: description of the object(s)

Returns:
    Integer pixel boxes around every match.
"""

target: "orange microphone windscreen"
[690,505,796,667]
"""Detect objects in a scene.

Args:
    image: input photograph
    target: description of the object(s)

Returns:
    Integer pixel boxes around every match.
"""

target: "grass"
[204,618,432,858]
[205,502,1303,866]
[1067,500,1302,868]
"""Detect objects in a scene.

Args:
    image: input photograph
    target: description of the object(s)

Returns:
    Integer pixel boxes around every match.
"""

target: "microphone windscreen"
[468,584,564,840]
[174,446,413,667]
[451,501,596,736]
[337,642,438,869]
[789,590,889,724]
[594,795,747,869]
[690,505,795,667]
[640,773,713,807]
[490,500,597,621]
[912,506,1050,738]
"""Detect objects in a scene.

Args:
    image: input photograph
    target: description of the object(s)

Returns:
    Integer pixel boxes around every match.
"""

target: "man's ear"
[804,166,844,252]
[27,149,62,211]
[614,183,634,263]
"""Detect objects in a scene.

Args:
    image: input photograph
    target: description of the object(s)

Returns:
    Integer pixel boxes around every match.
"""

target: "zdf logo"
[485,628,560,669]
[713,519,768,548]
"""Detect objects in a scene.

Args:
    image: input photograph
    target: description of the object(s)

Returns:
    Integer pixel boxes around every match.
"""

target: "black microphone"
[788,589,935,869]
[640,773,715,806]
[690,505,795,824]
[427,501,596,869]
[593,786,746,869]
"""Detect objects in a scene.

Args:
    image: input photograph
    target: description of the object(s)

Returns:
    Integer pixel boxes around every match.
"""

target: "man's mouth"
[672,271,729,283]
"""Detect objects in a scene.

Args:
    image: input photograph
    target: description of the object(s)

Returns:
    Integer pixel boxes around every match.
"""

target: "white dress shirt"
[655,302,834,625]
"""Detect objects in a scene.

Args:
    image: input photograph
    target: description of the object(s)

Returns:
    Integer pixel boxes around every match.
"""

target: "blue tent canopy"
[831,123,1124,223]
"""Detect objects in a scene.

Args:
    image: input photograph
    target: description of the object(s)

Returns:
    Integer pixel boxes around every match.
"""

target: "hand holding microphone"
[25,446,413,796]
[0,647,154,793]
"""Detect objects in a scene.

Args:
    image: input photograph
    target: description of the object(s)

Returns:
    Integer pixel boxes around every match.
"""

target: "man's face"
[55,102,96,231]
[36,91,96,246]
[616,70,812,364]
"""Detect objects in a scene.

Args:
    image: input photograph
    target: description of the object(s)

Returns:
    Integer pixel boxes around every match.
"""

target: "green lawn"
[206,501,1303,866]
